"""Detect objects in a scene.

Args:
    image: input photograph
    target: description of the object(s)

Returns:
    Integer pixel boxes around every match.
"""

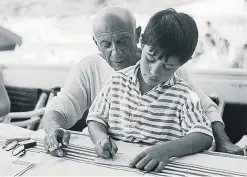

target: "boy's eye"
[147,54,156,62]
[101,41,111,48]
[163,65,172,70]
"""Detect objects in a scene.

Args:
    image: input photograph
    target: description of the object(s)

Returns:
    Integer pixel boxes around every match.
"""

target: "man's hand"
[212,122,244,156]
[216,140,244,155]
[44,128,71,157]
[95,137,118,159]
[129,144,170,173]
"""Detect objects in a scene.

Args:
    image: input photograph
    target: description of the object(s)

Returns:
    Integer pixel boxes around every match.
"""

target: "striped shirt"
[87,62,213,145]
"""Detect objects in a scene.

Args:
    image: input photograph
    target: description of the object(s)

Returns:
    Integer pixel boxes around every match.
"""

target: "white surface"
[1,123,247,176]
[189,68,247,104]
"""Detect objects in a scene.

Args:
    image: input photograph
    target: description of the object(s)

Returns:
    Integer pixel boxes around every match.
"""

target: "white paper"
[0,149,34,176]
[94,152,132,167]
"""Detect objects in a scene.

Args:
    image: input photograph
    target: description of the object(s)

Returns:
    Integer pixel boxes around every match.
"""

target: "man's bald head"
[92,5,141,71]
[93,5,136,38]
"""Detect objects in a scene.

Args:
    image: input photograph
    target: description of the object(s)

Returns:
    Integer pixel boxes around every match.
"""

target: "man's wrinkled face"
[140,45,181,86]
[94,16,138,71]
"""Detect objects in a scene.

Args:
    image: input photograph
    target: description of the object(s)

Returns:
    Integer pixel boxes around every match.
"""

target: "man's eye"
[101,42,111,48]
[118,39,128,44]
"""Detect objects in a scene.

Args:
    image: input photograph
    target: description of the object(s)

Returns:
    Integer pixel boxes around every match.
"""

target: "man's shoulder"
[76,53,104,67]
[75,53,112,72]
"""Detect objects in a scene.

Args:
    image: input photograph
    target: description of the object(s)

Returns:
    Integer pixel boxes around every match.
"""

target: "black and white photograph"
[0,0,247,176]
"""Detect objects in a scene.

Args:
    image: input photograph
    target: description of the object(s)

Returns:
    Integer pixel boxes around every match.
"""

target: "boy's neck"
[137,69,154,95]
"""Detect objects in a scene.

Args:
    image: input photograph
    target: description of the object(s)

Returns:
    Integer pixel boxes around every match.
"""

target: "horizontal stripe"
[88,63,212,144]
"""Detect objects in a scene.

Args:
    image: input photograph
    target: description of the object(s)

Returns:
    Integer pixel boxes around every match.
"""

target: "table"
[1,123,247,176]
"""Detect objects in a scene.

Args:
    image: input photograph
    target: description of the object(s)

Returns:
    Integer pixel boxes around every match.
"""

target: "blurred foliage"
[0,0,202,18]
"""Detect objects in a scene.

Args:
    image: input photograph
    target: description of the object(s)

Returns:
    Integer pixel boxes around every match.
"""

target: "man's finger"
[50,135,59,150]
[154,161,165,173]
[44,136,50,152]
[62,131,70,147]
[50,148,65,157]
[129,152,147,168]
[135,155,152,169]
[46,135,56,152]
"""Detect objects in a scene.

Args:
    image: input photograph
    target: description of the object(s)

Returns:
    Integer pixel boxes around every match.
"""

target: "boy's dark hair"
[141,8,198,63]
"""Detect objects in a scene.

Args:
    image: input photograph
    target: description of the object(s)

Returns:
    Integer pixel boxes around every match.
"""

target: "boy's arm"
[87,79,112,142]
[130,91,213,172]
[164,90,213,157]
[87,80,118,158]
[88,121,108,143]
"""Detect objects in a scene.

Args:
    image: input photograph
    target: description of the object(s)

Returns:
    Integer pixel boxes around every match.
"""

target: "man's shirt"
[87,62,213,145]
[44,53,223,129]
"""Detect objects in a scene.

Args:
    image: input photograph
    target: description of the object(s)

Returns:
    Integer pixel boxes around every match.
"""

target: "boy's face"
[140,45,181,86]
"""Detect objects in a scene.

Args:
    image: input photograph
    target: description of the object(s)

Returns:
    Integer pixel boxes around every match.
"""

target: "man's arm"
[176,65,244,155]
[43,56,102,156]
[43,57,100,130]
[0,68,10,117]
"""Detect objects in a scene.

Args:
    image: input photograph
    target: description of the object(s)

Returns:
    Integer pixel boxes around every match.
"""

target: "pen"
[108,136,114,160]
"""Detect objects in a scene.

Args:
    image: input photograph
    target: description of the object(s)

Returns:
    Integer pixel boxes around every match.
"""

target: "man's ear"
[135,26,141,44]
[93,36,101,51]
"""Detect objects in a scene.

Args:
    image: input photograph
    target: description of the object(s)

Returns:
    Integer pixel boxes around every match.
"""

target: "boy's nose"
[149,63,161,76]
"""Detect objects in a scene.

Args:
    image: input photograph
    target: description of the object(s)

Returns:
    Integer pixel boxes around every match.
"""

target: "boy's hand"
[129,144,170,173]
[95,137,118,159]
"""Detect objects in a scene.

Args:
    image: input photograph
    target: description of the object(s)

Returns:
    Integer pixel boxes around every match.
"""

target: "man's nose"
[111,42,123,56]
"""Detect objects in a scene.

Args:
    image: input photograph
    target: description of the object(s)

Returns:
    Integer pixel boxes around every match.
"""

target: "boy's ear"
[140,33,144,49]
[135,26,141,44]
[93,36,101,51]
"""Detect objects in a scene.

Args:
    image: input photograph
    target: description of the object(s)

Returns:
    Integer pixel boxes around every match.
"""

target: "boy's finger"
[100,138,111,150]
[135,155,151,169]
[154,161,165,173]
[144,159,158,172]
[62,131,70,147]
[95,143,110,158]
[111,141,118,155]
[129,152,147,168]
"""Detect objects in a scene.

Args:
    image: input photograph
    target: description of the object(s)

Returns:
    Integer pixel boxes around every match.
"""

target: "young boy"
[87,8,213,173]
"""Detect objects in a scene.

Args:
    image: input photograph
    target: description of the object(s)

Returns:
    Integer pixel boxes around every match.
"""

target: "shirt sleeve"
[44,60,94,129]
[86,79,112,127]
[181,90,213,138]
[0,66,10,117]
[176,65,224,124]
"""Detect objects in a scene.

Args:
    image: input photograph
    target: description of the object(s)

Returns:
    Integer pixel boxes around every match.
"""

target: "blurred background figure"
[231,43,247,68]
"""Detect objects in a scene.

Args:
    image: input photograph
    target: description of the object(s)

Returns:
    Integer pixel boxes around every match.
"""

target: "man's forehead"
[96,31,131,42]
[93,12,134,40]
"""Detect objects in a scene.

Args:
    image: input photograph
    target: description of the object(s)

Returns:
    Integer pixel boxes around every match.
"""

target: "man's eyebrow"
[100,40,110,43]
